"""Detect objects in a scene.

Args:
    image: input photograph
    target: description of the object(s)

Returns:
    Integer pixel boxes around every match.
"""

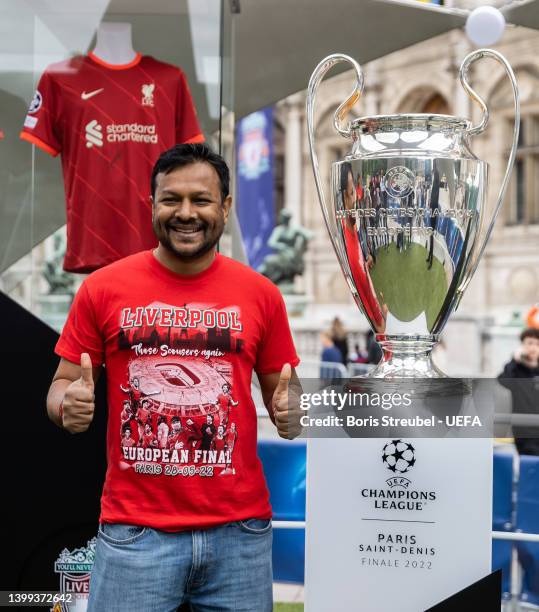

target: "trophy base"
[368,334,445,378]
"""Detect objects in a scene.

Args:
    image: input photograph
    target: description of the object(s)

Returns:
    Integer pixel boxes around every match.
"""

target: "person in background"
[321,331,342,364]
[349,342,367,364]
[498,328,539,456]
[330,316,349,364]
[320,332,344,380]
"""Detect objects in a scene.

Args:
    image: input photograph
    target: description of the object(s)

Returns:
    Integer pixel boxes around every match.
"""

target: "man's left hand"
[272,363,302,440]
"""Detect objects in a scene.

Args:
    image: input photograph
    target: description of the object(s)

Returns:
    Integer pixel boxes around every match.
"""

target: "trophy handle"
[306,54,364,257]
[456,48,520,296]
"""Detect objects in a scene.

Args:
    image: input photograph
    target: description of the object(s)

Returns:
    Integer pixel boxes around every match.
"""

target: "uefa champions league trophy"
[307,49,520,378]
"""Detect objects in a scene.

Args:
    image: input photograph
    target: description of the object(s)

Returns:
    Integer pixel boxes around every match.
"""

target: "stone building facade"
[2,21,538,376]
[275,26,539,375]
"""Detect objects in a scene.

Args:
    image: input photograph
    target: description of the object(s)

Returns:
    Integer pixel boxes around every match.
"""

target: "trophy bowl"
[307,50,519,377]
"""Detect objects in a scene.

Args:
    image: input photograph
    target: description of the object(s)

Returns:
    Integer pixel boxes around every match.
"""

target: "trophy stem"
[369,335,445,378]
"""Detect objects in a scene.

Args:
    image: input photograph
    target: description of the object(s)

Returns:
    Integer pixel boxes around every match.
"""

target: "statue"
[43,233,74,296]
[258,209,312,291]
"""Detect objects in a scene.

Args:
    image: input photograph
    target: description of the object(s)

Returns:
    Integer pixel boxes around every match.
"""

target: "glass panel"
[219,0,243,261]
[0,1,37,311]
[0,0,226,331]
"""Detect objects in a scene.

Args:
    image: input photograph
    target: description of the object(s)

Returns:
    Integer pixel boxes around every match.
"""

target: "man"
[46,143,301,612]
[213,424,227,453]
[120,377,159,413]
[121,424,136,448]
[156,415,169,449]
[135,398,152,442]
[167,416,187,451]
[120,400,132,426]
[200,414,216,451]
[498,328,539,455]
[320,331,344,381]
[184,417,202,449]
[225,422,239,475]
[215,382,238,428]
[140,422,157,449]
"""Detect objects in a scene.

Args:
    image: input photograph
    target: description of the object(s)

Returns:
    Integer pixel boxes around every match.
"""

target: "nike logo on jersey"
[81,88,104,100]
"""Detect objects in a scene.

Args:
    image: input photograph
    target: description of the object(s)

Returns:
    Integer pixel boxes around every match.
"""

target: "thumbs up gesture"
[272,363,302,440]
[62,353,95,433]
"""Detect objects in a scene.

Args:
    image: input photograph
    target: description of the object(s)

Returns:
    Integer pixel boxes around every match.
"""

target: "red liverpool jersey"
[20,53,204,273]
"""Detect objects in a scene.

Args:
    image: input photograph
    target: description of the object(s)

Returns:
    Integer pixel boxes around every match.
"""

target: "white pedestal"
[305,437,492,611]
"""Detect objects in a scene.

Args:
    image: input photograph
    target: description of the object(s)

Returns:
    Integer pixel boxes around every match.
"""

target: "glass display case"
[0,0,232,331]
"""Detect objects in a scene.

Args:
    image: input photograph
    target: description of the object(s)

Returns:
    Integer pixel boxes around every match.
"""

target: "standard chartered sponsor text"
[106,123,158,143]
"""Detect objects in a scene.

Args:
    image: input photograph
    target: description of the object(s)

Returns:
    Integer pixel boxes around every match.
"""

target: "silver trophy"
[307,49,520,377]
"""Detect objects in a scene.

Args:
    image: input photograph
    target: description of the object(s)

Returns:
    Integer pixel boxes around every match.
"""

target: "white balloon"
[465,6,506,46]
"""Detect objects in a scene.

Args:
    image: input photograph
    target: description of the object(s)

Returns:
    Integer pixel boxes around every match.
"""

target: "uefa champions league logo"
[28,90,42,114]
[384,166,415,199]
[382,439,416,474]
[361,440,434,509]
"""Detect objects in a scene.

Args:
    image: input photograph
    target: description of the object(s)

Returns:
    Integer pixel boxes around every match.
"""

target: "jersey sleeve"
[55,282,105,366]
[176,70,205,144]
[19,69,61,156]
[255,289,300,375]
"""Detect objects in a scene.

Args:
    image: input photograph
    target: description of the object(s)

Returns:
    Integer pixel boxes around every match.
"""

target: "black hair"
[521,327,539,342]
[151,143,230,203]
[340,162,354,195]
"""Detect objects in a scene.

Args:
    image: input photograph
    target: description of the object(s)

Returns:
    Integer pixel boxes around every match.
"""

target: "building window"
[421,93,450,115]
[506,116,539,226]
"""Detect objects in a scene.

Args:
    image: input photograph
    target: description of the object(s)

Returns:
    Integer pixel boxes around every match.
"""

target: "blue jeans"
[87,520,273,612]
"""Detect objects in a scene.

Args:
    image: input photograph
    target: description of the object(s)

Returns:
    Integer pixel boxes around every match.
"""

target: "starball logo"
[85,119,158,149]
[382,439,416,474]
[361,439,436,511]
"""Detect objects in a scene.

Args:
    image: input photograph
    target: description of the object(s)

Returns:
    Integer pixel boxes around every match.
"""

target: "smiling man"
[46,143,301,611]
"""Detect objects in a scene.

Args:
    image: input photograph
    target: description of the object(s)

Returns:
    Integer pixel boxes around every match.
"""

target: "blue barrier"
[258,439,306,521]
[272,528,305,584]
[516,455,539,606]
[492,452,514,598]
[258,439,306,583]
[493,452,514,530]
[492,540,512,599]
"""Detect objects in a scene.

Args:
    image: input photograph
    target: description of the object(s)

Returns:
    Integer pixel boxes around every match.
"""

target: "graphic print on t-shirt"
[117,301,243,478]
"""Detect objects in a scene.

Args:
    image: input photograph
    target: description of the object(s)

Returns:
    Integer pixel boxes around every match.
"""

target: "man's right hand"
[61,353,95,433]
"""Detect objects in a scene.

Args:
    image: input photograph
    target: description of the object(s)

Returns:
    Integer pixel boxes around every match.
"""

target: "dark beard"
[155,220,224,261]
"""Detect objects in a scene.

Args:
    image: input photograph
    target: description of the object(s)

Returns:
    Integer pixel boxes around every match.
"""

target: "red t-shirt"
[213,436,227,452]
[55,250,300,531]
[20,53,204,273]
